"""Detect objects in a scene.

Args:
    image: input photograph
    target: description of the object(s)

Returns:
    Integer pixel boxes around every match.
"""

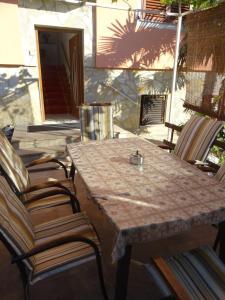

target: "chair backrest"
[173,115,205,159]
[174,115,223,161]
[80,103,113,142]
[0,177,34,270]
[215,163,225,184]
[0,131,30,195]
[185,118,223,161]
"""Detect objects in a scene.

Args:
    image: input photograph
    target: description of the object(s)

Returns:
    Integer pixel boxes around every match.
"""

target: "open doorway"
[35,26,84,121]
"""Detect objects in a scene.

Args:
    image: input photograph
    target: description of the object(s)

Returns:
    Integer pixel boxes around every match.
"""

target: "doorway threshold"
[28,115,80,132]
[44,114,79,124]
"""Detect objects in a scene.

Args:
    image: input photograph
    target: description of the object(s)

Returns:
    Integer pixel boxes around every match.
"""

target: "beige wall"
[96,0,176,69]
[0,2,23,65]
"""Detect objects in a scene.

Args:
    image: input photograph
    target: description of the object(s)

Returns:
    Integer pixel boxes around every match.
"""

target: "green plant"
[209,124,225,164]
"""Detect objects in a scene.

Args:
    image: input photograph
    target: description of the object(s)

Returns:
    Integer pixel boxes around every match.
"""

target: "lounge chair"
[0,130,78,213]
[0,176,108,300]
[160,115,224,162]
[147,246,225,300]
[146,162,225,299]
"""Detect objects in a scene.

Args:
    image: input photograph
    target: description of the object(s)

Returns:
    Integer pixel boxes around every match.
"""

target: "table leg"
[114,245,132,300]
[218,221,225,263]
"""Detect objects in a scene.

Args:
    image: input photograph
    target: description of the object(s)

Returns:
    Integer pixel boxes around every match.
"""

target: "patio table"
[67,137,225,300]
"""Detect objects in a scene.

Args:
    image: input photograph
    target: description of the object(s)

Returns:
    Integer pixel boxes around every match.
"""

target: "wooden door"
[69,32,84,118]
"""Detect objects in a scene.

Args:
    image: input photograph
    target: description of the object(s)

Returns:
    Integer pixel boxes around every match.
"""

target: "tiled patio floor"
[0,127,217,299]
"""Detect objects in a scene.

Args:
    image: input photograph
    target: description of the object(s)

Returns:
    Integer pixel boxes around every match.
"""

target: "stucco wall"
[96,0,176,69]
[0,0,187,131]
[0,2,23,64]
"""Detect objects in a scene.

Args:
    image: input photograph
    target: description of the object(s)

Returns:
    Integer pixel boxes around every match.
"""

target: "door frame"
[35,25,84,121]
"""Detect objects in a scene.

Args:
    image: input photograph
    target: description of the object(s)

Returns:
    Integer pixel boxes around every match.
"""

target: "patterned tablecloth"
[67,137,225,261]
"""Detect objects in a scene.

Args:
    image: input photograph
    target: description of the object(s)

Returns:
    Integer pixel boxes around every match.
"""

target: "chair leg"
[24,282,30,300]
[16,261,30,300]
[69,163,76,181]
[70,194,80,213]
[213,231,220,251]
[95,251,109,300]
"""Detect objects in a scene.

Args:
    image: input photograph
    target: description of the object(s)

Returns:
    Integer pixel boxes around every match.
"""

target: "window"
[142,0,189,22]
[139,95,167,126]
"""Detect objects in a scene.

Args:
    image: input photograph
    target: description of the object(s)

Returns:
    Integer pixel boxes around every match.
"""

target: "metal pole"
[167,2,182,138]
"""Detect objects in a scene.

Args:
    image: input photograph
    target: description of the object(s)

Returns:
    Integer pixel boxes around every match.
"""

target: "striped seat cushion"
[215,163,225,185]
[0,130,30,193]
[0,177,101,283]
[173,116,223,162]
[25,178,76,212]
[185,118,223,161]
[151,246,225,300]
[80,104,113,142]
[173,115,205,159]
[0,177,35,269]
[32,213,99,281]
[0,130,76,211]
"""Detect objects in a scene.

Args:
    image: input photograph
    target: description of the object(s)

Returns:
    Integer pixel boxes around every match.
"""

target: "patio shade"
[183,3,225,120]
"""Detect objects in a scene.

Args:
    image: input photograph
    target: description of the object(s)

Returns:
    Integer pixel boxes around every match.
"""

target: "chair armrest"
[196,165,218,173]
[158,140,175,151]
[24,189,80,212]
[21,180,74,195]
[12,235,99,263]
[164,122,183,132]
[186,160,196,165]
[25,156,68,179]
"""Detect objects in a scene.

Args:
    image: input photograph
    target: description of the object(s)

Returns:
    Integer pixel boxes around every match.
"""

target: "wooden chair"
[0,130,78,214]
[160,115,224,163]
[0,176,108,300]
[147,245,225,300]
[80,103,113,142]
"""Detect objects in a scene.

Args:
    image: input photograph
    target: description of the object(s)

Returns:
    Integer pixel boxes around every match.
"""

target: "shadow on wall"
[0,68,36,126]
[97,14,175,69]
[87,13,186,130]
[85,54,186,130]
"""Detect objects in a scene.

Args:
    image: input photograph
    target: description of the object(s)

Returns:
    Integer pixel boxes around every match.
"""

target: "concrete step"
[27,122,80,132]
[12,127,81,152]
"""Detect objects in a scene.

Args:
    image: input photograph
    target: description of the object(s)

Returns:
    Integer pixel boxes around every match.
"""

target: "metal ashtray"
[129,150,144,165]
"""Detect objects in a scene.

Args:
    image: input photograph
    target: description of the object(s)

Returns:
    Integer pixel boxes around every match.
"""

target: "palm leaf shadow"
[97,14,175,69]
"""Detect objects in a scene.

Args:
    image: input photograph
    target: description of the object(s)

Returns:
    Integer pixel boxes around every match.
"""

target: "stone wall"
[0,67,40,127]
[85,66,186,130]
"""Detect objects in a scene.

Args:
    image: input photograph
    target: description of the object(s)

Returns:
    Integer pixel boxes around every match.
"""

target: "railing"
[100,82,138,105]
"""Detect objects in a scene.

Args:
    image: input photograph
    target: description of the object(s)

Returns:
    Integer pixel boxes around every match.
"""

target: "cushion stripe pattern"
[173,116,223,162]
[0,130,30,193]
[215,163,225,185]
[186,119,223,161]
[173,115,205,159]
[154,246,225,300]
[33,212,99,277]
[0,177,101,282]
[25,179,75,212]
[0,177,34,267]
